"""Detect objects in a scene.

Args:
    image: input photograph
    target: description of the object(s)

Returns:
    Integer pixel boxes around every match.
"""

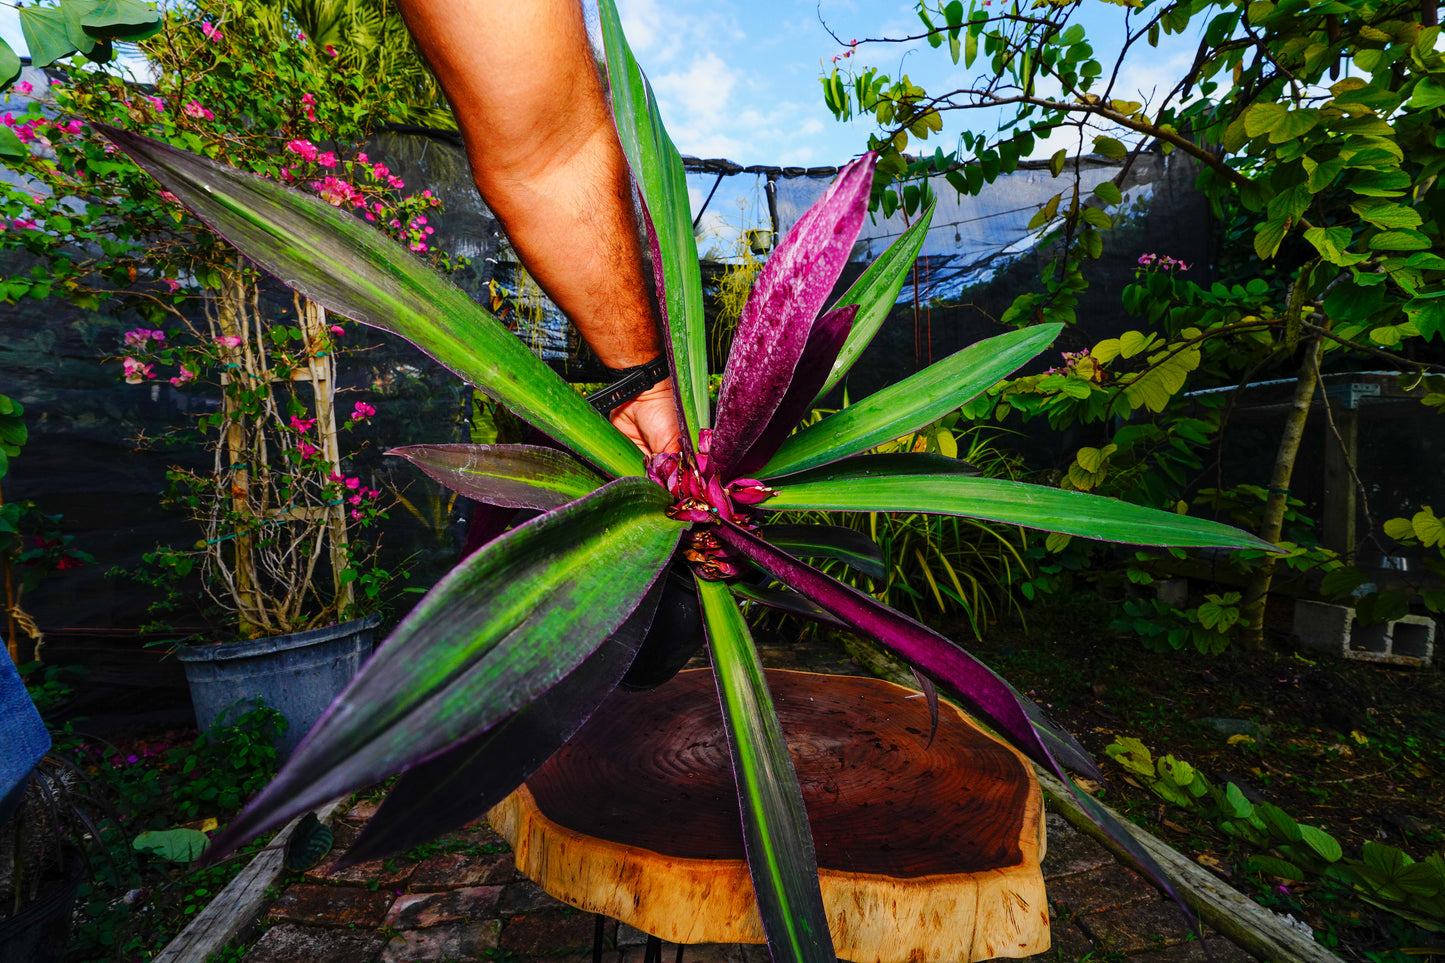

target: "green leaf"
[133,828,209,863]
[0,125,26,161]
[1351,201,1422,230]
[0,39,21,89]
[1251,855,1306,881]
[1406,300,1445,339]
[1092,135,1127,160]
[816,202,935,401]
[1299,824,1342,863]
[75,0,162,43]
[598,0,709,440]
[1254,218,1289,260]
[1049,148,1067,177]
[1303,226,1352,262]
[764,475,1275,551]
[1092,181,1123,206]
[388,444,605,509]
[208,479,683,854]
[765,325,1061,477]
[1410,77,1445,110]
[283,812,334,871]
[697,579,835,963]
[100,126,641,479]
[1369,229,1432,252]
[20,5,82,66]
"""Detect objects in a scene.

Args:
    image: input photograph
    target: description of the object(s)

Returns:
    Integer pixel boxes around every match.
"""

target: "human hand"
[609,379,682,457]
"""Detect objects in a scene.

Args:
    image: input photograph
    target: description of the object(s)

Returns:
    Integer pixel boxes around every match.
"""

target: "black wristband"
[586,355,670,413]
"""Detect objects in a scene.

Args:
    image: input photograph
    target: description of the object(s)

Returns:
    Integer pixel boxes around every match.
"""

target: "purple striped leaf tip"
[709,153,877,478]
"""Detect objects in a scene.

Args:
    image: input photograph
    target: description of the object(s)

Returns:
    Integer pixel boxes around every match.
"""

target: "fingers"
[610,380,682,457]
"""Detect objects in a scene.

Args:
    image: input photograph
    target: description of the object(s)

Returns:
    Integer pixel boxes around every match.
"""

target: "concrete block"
[1294,600,1435,667]
[1154,578,1190,608]
[1348,613,1435,667]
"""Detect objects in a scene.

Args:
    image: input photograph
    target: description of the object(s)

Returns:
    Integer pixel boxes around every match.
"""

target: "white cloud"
[655,52,738,122]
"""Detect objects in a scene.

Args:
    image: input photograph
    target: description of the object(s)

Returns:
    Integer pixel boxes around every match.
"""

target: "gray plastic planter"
[177,614,381,759]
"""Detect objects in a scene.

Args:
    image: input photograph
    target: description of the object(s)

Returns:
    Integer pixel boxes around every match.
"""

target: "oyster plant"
[100,2,1269,958]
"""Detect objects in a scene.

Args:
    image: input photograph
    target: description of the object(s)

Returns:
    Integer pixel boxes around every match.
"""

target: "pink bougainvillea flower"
[215,335,243,348]
[286,139,318,162]
[183,100,214,121]
[316,151,337,169]
[330,325,344,335]
[15,81,33,96]
[289,415,317,433]
[351,401,376,421]
[297,441,318,459]
[122,357,154,384]
[313,176,358,207]
[170,365,196,387]
[201,21,223,42]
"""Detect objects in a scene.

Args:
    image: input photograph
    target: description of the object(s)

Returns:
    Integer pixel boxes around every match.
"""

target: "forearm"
[396,0,661,368]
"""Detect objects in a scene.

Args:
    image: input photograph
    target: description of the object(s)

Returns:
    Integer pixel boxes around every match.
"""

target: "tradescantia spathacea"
[99,2,1273,959]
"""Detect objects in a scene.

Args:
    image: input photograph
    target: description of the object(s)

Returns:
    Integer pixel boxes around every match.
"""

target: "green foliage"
[1105,736,1445,932]
[773,415,1030,636]
[81,705,286,828]
[1115,593,1243,655]
[826,0,1445,636]
[0,0,462,638]
[132,827,210,863]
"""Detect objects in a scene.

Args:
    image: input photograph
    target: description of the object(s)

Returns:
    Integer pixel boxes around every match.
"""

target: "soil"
[939,592,1445,956]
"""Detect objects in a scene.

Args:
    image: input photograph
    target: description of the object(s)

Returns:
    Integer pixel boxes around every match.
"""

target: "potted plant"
[0,1,454,755]
[92,3,1276,957]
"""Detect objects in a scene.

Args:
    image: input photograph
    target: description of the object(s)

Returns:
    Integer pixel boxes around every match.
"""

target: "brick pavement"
[235,639,1262,963]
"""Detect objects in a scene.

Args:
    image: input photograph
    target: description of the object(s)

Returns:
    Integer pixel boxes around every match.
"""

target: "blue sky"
[2,1,1201,168]
[608,0,1200,166]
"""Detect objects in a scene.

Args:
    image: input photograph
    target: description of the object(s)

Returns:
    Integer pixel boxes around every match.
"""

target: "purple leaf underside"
[709,154,877,478]
[338,576,667,865]
[711,522,1202,924]
[711,520,1099,780]
[389,444,605,510]
[733,304,856,478]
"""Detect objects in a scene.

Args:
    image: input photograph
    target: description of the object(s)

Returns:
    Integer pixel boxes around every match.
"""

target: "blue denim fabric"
[0,649,49,827]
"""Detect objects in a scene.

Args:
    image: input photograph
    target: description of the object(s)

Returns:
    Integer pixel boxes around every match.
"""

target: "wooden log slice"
[488,668,1047,963]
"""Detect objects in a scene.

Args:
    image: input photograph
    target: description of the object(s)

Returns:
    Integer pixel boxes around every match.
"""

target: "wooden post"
[216,268,264,636]
[301,299,354,613]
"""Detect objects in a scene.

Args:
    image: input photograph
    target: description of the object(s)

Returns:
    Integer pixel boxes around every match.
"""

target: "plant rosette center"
[646,430,773,579]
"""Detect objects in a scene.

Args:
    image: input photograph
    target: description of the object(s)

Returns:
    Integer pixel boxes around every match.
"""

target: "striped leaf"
[759,524,885,580]
[764,475,1277,551]
[762,325,1062,478]
[816,202,936,401]
[98,125,640,479]
[597,0,709,440]
[389,444,605,509]
[207,479,682,857]
[697,579,835,963]
[339,577,666,864]
[711,155,876,479]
